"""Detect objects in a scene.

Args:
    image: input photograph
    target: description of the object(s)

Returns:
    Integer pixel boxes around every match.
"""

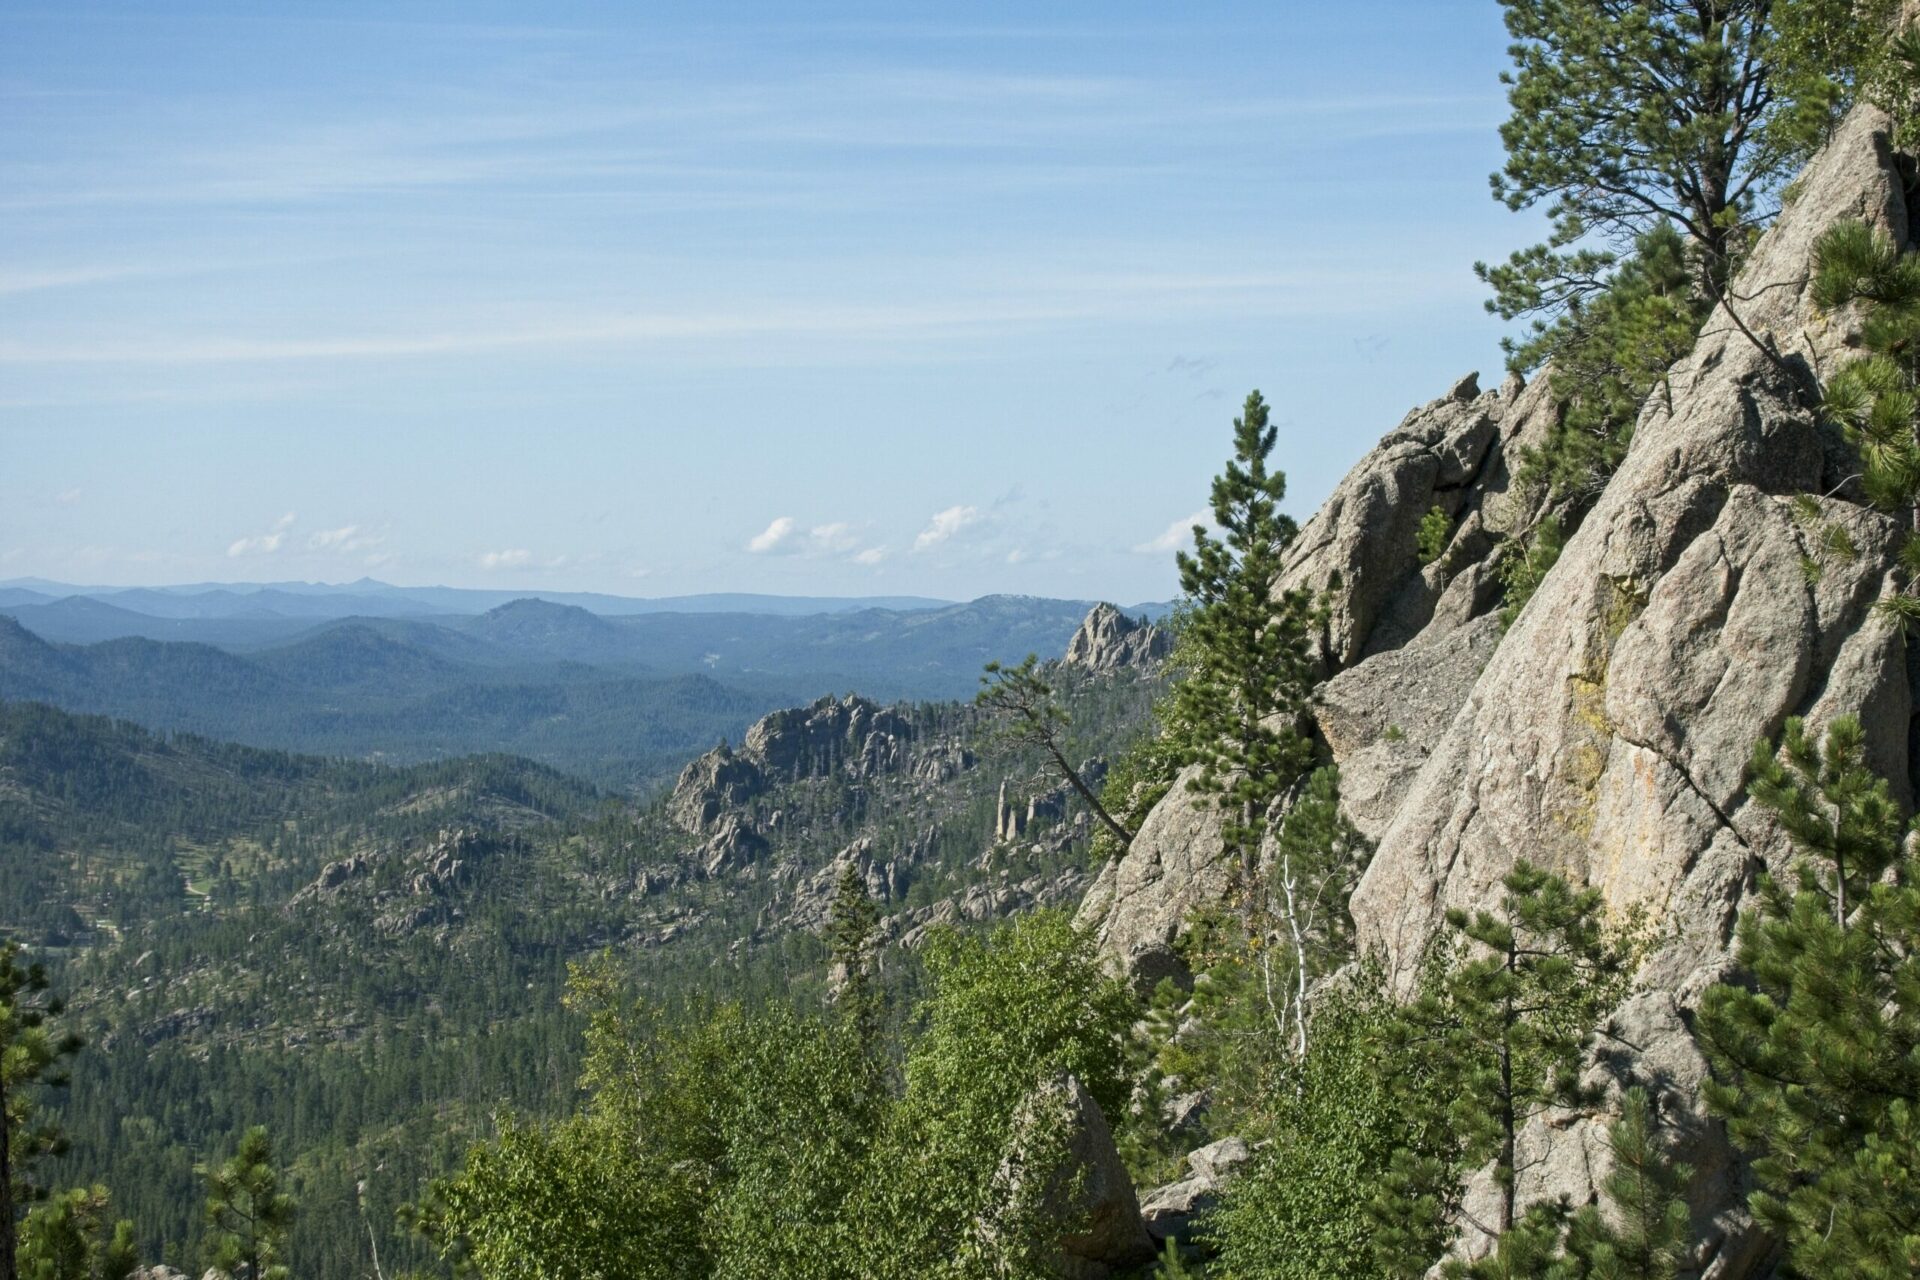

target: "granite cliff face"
[1077,105,1917,1274]
[1062,603,1171,674]
[668,694,917,835]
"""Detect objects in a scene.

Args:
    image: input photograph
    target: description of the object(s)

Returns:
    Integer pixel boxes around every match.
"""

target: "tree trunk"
[1,1076,16,1280]
[1499,942,1518,1235]
[1281,851,1311,1059]
[1043,741,1134,849]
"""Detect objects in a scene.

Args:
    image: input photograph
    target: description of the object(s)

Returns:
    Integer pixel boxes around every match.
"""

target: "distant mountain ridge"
[0,596,1161,788]
[0,577,961,619]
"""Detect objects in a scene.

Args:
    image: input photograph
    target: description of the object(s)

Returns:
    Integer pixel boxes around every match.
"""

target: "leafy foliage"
[1204,984,1416,1280]
[423,1112,703,1280]
[419,911,1132,1280]
[1417,506,1454,564]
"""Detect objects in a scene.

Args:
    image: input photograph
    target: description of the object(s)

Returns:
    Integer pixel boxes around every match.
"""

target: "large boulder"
[1139,1136,1254,1245]
[1314,611,1504,840]
[984,1073,1158,1278]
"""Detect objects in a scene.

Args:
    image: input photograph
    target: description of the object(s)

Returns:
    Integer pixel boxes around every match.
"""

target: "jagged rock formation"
[996,768,1101,843]
[669,694,920,835]
[1064,603,1171,673]
[746,694,914,779]
[289,827,493,936]
[1076,104,1916,1277]
[667,743,766,833]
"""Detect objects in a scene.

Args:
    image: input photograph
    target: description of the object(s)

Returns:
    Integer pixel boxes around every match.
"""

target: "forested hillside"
[3,619,1166,1277]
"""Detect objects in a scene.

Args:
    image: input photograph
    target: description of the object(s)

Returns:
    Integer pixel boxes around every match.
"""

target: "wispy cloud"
[914,504,982,552]
[308,524,384,553]
[477,548,532,570]
[853,546,888,566]
[227,512,296,557]
[0,266,153,297]
[0,257,1479,367]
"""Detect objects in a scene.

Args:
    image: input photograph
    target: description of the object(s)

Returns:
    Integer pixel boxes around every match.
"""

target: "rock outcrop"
[1139,1135,1252,1246]
[1064,603,1171,673]
[1075,104,1917,1278]
[669,695,918,835]
[985,1073,1158,1279]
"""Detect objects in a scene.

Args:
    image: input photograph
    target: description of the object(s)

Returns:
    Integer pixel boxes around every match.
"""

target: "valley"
[0,606,1169,1275]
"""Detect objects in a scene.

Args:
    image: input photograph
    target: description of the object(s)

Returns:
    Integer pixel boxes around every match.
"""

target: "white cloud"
[54,487,81,505]
[748,516,868,557]
[478,548,532,570]
[913,504,982,552]
[227,512,295,557]
[1134,509,1213,555]
[746,516,798,554]
[853,546,888,566]
[308,523,384,553]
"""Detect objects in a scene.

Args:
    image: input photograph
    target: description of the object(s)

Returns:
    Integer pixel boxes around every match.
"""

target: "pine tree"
[1174,390,1319,913]
[826,862,882,1046]
[1700,715,1920,1277]
[1811,220,1920,617]
[202,1127,295,1280]
[1507,226,1706,503]
[1559,1089,1692,1280]
[1481,0,1891,339]
[17,1186,137,1280]
[1,945,83,1280]
[1395,1084,1693,1280]
[1373,862,1630,1270]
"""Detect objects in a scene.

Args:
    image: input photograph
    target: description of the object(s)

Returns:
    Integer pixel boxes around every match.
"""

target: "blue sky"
[1,1,1535,602]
